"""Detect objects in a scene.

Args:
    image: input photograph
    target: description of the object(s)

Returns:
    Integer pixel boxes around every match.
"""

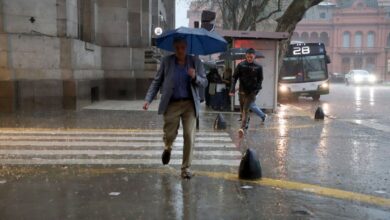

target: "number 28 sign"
[293,46,311,55]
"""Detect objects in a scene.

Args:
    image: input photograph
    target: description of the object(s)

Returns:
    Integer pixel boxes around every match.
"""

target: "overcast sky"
[175,0,190,27]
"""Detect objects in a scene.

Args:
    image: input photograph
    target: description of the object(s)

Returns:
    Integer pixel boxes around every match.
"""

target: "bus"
[278,43,330,101]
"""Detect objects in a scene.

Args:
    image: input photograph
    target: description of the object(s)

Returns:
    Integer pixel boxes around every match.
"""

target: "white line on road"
[0,158,241,166]
[0,149,242,157]
[0,135,231,142]
[344,119,390,133]
[0,130,230,137]
[0,141,236,148]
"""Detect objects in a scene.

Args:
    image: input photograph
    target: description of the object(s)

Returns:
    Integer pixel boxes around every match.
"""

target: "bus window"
[302,55,327,80]
[280,57,304,82]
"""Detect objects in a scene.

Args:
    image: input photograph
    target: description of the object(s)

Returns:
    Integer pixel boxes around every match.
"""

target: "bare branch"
[255,0,281,23]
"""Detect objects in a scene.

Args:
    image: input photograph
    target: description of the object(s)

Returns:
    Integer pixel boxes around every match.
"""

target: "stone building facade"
[292,0,390,79]
[0,0,175,112]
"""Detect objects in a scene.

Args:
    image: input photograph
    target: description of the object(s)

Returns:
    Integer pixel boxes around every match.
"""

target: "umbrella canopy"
[219,48,265,60]
[156,27,227,55]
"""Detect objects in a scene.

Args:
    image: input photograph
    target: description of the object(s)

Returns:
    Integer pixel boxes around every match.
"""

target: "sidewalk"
[83,99,309,117]
[83,99,240,114]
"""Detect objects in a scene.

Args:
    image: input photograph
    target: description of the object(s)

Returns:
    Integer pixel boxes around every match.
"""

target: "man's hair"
[173,36,187,45]
[246,48,256,54]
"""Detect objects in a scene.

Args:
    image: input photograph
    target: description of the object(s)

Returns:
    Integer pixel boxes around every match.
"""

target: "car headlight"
[320,82,329,89]
[279,85,288,93]
[354,75,363,82]
[368,75,377,83]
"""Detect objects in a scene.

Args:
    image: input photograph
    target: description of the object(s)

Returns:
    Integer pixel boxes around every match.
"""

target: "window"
[343,32,350,48]
[77,0,95,43]
[354,32,363,48]
[367,32,375,47]
[320,32,329,46]
[310,32,319,43]
[320,12,326,19]
[280,55,327,82]
[301,32,309,43]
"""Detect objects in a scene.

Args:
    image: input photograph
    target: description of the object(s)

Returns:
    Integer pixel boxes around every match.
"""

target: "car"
[345,69,377,85]
[330,72,345,83]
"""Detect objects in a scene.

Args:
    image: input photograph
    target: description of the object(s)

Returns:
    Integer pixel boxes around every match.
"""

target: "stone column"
[128,0,141,47]
[141,0,152,47]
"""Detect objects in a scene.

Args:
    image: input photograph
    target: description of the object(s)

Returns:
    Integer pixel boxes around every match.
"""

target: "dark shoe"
[162,150,171,165]
[261,114,267,123]
[181,169,192,179]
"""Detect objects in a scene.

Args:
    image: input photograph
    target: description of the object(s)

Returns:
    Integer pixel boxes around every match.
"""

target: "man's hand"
[229,91,235,96]
[143,101,150,110]
[188,68,196,79]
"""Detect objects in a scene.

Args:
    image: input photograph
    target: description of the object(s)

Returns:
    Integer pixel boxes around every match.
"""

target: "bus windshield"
[280,55,327,83]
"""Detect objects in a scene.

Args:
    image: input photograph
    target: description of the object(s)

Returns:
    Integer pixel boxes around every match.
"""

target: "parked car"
[345,69,377,85]
[330,72,345,83]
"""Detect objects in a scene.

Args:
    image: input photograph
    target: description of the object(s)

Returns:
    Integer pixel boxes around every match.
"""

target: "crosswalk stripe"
[0,141,236,148]
[0,130,241,166]
[0,158,241,166]
[0,135,231,142]
[0,149,242,157]
[0,130,230,137]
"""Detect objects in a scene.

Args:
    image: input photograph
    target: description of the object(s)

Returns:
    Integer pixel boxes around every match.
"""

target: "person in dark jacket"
[229,48,264,137]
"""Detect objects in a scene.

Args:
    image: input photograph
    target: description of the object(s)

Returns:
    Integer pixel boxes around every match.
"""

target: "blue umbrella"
[156,27,227,55]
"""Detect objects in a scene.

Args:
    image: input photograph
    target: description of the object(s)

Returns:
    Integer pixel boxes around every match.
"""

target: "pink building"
[292,0,390,80]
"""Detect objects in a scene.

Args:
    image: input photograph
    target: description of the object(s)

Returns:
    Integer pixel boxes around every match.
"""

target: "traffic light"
[201,10,216,31]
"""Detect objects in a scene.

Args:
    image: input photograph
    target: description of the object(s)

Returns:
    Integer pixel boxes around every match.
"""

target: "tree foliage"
[189,0,323,59]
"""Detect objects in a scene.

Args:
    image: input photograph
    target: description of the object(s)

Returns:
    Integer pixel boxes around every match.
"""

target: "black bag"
[315,107,325,120]
[239,148,262,180]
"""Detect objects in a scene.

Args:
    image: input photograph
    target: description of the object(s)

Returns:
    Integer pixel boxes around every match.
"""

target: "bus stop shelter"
[217,30,288,112]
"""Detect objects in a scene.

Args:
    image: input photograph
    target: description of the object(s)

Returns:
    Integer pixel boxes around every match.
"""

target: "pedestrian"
[143,37,208,179]
[229,48,265,137]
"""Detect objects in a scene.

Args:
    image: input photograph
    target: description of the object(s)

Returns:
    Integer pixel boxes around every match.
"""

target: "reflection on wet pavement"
[0,83,389,218]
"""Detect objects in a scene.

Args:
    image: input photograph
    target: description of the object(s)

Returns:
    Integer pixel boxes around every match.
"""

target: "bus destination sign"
[286,43,326,57]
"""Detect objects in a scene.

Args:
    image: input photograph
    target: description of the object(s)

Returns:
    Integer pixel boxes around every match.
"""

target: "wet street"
[0,83,389,219]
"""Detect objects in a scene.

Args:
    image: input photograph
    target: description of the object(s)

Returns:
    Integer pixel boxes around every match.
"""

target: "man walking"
[143,37,207,179]
[229,48,264,137]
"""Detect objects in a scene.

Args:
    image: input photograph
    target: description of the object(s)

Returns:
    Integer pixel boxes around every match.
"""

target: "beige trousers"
[163,100,196,169]
[239,92,256,129]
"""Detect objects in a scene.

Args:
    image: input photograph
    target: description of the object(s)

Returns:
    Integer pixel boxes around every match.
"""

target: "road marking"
[200,171,390,208]
[0,159,241,166]
[248,124,318,131]
[0,141,236,148]
[0,135,231,142]
[0,129,241,166]
[0,128,229,136]
[344,119,390,133]
[0,149,241,157]
[2,167,388,208]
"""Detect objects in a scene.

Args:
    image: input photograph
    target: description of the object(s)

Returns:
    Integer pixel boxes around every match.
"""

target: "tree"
[276,0,323,60]
[190,0,284,31]
[188,0,323,58]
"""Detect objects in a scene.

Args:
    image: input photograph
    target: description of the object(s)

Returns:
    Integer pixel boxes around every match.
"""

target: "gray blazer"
[145,54,208,117]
